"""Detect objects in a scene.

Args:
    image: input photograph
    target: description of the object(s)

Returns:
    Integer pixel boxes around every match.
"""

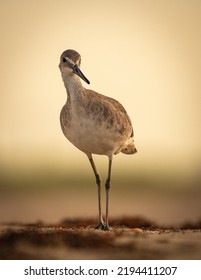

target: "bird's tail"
[121,143,137,155]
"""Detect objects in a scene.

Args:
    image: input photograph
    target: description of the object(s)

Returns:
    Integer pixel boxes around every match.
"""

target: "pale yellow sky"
[0,0,201,182]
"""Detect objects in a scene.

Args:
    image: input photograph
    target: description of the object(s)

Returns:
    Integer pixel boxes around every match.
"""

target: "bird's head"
[59,49,90,84]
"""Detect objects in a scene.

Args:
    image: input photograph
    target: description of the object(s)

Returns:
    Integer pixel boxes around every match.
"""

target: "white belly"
[61,115,128,156]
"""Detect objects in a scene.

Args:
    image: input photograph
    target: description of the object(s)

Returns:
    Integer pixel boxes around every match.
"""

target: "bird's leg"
[104,156,113,230]
[88,156,105,230]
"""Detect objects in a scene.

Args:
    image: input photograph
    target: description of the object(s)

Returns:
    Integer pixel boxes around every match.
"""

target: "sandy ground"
[0,217,201,260]
[0,185,201,260]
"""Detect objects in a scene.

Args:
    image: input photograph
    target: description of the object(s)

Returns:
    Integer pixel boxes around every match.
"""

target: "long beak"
[73,64,90,84]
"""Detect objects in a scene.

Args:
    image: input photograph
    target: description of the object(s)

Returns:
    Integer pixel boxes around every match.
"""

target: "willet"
[59,49,137,230]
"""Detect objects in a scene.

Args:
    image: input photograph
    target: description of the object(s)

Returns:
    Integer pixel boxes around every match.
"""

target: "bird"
[59,49,137,230]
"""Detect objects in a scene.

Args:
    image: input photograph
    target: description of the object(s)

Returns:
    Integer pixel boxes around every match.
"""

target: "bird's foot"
[95,223,111,231]
[95,222,106,230]
[103,224,111,231]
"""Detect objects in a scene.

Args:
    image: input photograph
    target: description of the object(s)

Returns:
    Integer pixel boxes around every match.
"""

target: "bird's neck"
[62,73,85,103]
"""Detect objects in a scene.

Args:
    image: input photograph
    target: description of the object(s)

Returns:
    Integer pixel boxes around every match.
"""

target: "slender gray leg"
[104,156,113,230]
[88,156,105,229]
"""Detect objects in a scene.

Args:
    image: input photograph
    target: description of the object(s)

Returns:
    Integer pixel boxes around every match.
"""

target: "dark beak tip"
[73,64,90,85]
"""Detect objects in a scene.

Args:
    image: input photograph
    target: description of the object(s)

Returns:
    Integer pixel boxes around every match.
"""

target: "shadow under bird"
[59,49,137,230]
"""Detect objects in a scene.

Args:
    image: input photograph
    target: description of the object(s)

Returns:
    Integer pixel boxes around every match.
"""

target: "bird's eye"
[62,58,67,63]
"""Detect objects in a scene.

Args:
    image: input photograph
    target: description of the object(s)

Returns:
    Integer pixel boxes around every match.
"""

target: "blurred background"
[0,0,200,226]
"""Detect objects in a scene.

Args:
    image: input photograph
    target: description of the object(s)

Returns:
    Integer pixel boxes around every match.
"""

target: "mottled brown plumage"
[59,49,137,230]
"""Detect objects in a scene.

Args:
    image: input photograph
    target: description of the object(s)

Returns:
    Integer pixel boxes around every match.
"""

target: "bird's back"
[95,92,137,155]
